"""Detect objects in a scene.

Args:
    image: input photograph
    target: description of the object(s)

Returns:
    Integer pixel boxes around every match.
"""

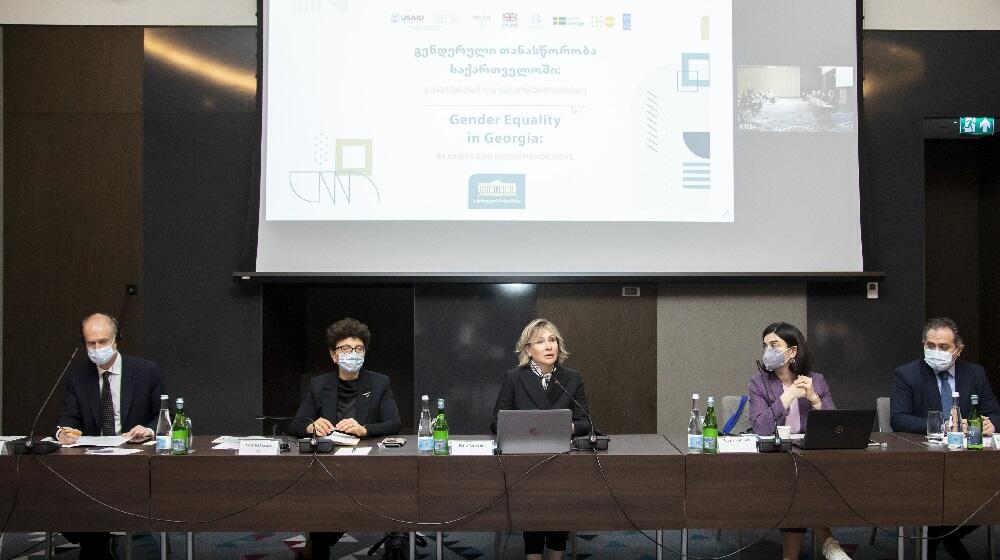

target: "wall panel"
[2,27,143,434]
[537,284,657,434]
[658,284,807,435]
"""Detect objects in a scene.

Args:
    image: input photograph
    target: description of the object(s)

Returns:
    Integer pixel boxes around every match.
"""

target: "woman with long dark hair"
[747,322,850,560]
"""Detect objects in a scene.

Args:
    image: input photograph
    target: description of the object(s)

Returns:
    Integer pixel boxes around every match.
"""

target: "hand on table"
[335,418,368,437]
[125,425,154,442]
[56,427,81,445]
[306,417,335,436]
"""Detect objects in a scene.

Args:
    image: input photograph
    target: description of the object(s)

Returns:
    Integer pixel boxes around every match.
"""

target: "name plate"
[449,440,495,456]
[718,435,758,453]
[238,439,281,456]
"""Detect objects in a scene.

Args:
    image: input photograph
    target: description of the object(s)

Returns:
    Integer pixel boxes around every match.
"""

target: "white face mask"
[924,348,955,372]
[338,351,364,373]
[87,344,116,366]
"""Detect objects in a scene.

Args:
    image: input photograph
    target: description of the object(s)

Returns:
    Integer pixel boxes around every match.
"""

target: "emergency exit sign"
[959,116,994,135]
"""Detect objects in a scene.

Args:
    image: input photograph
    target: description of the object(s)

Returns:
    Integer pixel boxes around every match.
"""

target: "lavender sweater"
[747,371,836,435]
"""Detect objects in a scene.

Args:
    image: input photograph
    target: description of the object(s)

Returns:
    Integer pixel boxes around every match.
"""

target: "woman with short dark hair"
[290,317,400,560]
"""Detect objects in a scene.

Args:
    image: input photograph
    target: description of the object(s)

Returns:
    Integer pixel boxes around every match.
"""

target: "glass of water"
[926,410,945,443]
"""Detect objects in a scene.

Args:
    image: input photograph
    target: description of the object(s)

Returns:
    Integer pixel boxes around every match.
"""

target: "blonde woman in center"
[491,318,592,560]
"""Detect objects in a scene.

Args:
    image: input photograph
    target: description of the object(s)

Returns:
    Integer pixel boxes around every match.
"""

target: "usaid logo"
[391,13,424,23]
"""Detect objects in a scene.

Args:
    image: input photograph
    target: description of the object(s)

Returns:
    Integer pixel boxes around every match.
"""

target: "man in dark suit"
[54,312,166,560]
[890,316,999,560]
[55,313,166,443]
[289,318,400,560]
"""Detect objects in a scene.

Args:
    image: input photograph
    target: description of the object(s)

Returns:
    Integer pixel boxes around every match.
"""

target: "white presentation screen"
[258,0,863,273]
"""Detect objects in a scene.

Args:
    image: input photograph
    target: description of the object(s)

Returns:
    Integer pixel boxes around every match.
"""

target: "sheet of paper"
[335,446,372,456]
[0,436,25,442]
[211,435,270,444]
[84,447,142,455]
[212,442,242,450]
[63,435,130,448]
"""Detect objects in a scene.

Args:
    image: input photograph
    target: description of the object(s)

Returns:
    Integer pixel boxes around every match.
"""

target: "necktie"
[101,371,116,436]
[939,372,953,414]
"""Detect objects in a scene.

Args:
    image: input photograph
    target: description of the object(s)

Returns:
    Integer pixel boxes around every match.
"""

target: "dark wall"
[925,139,981,362]
[262,284,415,434]
[142,28,262,434]
[808,31,1000,409]
[2,27,144,433]
[413,284,536,435]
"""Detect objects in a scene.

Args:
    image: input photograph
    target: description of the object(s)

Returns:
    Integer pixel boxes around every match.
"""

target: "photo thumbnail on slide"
[736,65,856,133]
[263,1,733,222]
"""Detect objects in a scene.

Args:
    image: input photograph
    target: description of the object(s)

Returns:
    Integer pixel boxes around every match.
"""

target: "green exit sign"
[960,116,994,135]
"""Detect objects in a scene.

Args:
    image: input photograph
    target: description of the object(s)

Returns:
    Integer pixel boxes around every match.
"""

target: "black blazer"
[289,369,401,438]
[55,355,166,436]
[890,358,1000,433]
[491,365,592,438]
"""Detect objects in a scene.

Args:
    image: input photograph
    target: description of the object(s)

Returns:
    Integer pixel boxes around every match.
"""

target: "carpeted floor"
[1,527,994,559]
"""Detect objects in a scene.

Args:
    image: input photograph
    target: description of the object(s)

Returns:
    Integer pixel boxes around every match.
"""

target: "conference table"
[2,433,998,559]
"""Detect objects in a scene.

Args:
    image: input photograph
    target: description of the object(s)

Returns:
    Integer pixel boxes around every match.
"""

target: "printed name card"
[449,440,495,456]
[238,439,281,456]
[718,435,759,453]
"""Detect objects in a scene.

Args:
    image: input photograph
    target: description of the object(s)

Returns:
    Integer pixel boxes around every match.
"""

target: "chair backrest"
[876,396,891,432]
[721,395,750,434]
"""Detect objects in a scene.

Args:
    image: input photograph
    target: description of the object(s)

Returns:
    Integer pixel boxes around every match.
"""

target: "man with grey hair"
[890,317,999,560]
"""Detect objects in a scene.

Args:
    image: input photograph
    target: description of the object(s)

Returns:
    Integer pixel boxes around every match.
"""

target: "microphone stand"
[14,348,79,455]
[550,377,610,451]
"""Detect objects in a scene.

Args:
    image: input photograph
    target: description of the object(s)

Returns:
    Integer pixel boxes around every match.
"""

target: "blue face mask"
[87,344,116,366]
[762,347,791,372]
[338,351,364,373]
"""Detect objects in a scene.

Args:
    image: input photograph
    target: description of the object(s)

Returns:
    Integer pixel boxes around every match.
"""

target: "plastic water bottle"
[946,391,963,450]
[155,394,172,454]
[687,393,702,452]
[417,395,433,453]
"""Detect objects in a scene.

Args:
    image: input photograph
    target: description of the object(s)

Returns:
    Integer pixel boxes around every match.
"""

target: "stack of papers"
[63,435,130,448]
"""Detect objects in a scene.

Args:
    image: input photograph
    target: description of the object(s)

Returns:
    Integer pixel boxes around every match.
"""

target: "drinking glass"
[926,410,945,443]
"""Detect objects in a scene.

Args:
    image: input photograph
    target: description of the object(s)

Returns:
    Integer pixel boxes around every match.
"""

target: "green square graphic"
[335,138,374,175]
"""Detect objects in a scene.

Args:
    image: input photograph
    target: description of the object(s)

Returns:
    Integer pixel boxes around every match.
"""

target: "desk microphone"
[299,418,333,453]
[14,348,78,455]
[550,377,610,451]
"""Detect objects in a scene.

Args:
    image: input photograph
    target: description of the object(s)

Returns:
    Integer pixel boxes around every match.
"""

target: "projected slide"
[264,1,733,222]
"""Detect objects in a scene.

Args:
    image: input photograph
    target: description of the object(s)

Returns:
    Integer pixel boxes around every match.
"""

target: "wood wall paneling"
[3,27,143,434]
[3,26,142,114]
[537,284,658,434]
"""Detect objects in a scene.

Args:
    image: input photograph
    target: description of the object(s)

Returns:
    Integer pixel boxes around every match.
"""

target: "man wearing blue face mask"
[54,312,166,559]
[890,316,1000,560]
[55,312,166,444]
[890,317,999,435]
[289,317,401,560]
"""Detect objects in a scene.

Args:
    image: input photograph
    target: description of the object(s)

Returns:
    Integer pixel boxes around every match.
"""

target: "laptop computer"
[795,409,876,450]
[496,409,572,454]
